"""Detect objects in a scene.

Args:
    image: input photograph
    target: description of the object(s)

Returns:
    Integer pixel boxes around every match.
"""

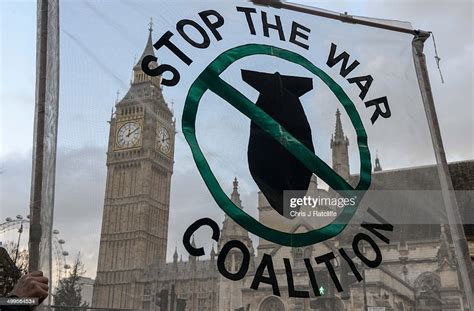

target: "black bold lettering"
[365,96,391,124]
[289,21,310,50]
[262,12,285,41]
[367,207,391,223]
[236,7,257,35]
[141,55,180,87]
[182,218,220,256]
[217,240,250,281]
[327,43,360,78]
[339,248,363,282]
[251,254,280,296]
[361,223,393,244]
[177,19,210,49]
[154,31,193,65]
[352,233,383,268]
[361,207,394,244]
[284,258,309,298]
[315,252,343,292]
[304,258,321,297]
[348,75,373,100]
[199,10,225,41]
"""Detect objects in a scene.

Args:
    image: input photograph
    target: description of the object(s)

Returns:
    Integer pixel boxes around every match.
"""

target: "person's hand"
[10,271,49,304]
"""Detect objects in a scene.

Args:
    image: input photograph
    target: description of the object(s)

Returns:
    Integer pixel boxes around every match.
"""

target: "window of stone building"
[259,296,285,311]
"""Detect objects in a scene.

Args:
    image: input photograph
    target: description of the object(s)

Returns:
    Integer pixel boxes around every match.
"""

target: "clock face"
[116,122,141,149]
[157,127,171,154]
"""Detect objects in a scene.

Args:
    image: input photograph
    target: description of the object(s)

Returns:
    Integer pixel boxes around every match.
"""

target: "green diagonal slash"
[182,44,372,247]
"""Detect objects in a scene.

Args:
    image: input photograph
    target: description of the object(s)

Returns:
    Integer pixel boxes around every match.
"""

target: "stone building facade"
[93,29,474,311]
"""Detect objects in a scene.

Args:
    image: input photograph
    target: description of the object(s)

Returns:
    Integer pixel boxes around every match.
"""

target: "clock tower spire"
[92,23,175,310]
[132,19,161,87]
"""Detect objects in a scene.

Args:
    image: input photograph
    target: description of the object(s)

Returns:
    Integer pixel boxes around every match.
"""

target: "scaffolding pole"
[29,0,59,309]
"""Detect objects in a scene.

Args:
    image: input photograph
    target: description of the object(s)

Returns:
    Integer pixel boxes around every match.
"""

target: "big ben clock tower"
[92,24,175,309]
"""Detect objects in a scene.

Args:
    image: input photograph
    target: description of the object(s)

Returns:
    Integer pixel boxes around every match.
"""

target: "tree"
[54,253,88,310]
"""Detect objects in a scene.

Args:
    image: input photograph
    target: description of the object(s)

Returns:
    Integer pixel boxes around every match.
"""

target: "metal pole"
[412,32,474,310]
[362,268,368,311]
[30,0,59,309]
[251,0,418,35]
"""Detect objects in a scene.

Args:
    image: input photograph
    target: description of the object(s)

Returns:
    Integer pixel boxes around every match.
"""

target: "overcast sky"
[0,0,472,280]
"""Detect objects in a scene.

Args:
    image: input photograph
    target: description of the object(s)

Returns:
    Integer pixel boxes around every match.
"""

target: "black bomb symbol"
[242,69,315,217]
